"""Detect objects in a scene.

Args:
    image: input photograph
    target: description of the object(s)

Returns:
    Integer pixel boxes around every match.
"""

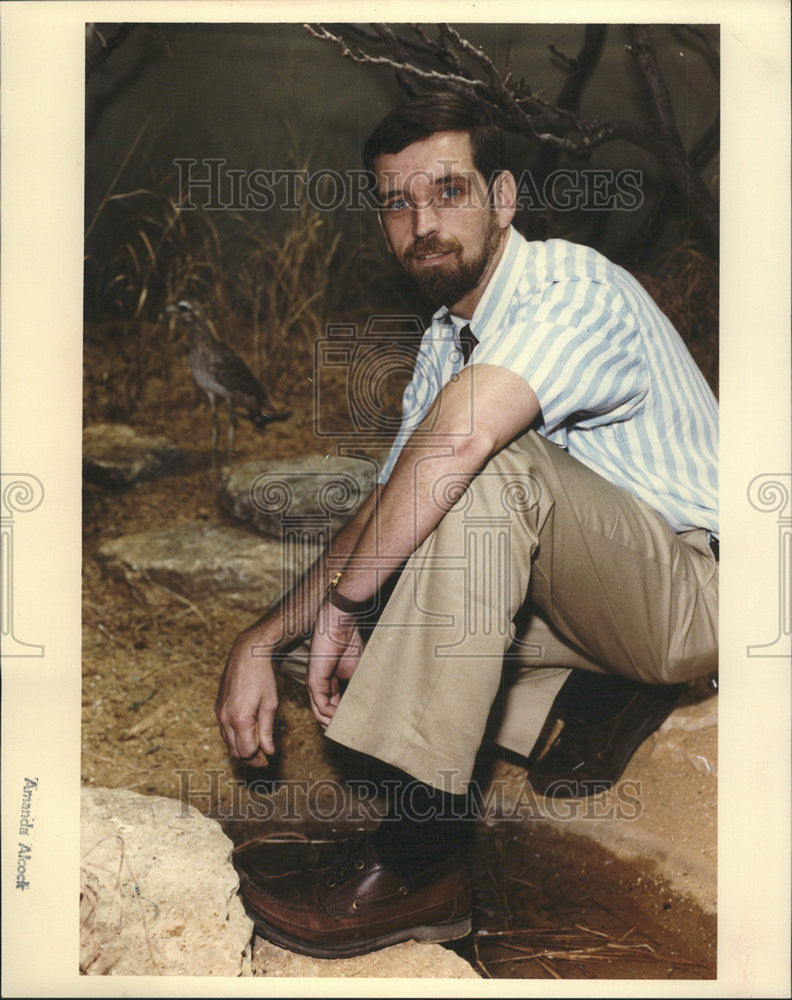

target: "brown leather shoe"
[527,672,683,798]
[235,835,472,958]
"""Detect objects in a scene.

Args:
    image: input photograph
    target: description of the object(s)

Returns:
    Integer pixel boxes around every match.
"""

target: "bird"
[163,300,290,467]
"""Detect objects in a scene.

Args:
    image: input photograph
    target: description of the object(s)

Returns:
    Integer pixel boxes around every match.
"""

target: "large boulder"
[83,424,186,487]
[95,522,320,611]
[79,787,480,979]
[80,787,253,976]
[219,454,381,539]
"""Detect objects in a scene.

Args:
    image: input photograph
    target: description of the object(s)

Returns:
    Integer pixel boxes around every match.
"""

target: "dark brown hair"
[363,91,504,190]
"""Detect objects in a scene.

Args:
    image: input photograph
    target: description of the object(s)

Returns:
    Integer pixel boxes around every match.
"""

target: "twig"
[476,927,571,938]
[129,688,158,712]
[86,23,133,76]
[574,922,610,939]
[507,875,540,890]
[303,23,490,99]
[140,572,209,626]
[232,831,336,853]
[534,956,563,978]
[85,115,152,241]
[472,935,493,979]
[83,750,151,773]
[93,621,124,647]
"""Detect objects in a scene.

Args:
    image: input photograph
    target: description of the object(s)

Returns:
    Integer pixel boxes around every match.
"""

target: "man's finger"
[308,687,337,727]
[235,718,265,760]
[224,721,270,767]
[336,644,362,680]
[309,687,335,719]
[241,746,271,768]
[256,710,276,758]
[216,715,240,759]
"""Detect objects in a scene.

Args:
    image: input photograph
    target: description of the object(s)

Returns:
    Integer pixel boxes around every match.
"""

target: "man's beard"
[403,217,501,309]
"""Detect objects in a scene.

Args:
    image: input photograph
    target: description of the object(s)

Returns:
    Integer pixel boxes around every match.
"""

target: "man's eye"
[384,198,408,211]
[440,186,462,201]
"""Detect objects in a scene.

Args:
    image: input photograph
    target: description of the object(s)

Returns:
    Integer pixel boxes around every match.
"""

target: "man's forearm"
[242,486,381,652]
[330,364,541,605]
[332,434,491,604]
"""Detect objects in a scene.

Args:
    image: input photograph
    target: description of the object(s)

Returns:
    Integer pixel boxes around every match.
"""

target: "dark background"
[84,22,719,325]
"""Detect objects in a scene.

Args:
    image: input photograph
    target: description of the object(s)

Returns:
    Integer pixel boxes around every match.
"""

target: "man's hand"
[214,490,380,763]
[215,628,279,767]
[306,601,363,727]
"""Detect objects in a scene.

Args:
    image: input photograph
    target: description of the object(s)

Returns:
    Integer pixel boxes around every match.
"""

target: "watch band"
[326,571,368,614]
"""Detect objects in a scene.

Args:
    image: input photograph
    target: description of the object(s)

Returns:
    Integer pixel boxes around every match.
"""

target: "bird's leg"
[209,394,219,470]
[227,401,236,464]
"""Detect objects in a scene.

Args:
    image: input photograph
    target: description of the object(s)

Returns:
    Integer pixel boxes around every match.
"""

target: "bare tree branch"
[627,25,717,242]
[550,25,607,114]
[86,23,133,76]
[627,25,683,142]
[302,24,490,97]
[303,22,719,250]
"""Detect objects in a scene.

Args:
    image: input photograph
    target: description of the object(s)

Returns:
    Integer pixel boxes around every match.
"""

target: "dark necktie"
[458,323,478,364]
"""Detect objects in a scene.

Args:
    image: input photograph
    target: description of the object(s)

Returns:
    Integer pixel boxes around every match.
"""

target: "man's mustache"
[404,237,462,263]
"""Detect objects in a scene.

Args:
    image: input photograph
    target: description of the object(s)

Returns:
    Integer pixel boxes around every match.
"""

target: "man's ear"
[493,170,517,228]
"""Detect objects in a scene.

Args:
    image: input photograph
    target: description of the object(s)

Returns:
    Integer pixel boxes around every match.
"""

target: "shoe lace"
[311,836,366,888]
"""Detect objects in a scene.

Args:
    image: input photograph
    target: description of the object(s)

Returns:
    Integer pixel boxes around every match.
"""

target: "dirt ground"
[81,326,717,979]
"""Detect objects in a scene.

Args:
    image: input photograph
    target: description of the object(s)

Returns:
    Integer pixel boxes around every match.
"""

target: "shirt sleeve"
[470,277,649,432]
[377,338,445,485]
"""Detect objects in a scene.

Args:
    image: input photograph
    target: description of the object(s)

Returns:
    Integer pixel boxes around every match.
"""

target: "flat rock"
[80,786,253,976]
[95,521,320,611]
[83,423,186,487]
[252,937,480,978]
[219,454,381,539]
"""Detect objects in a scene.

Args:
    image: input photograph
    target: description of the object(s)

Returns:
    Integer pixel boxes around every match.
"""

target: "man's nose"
[412,202,439,239]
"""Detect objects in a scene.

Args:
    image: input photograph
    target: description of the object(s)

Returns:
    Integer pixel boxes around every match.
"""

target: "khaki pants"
[282,431,718,794]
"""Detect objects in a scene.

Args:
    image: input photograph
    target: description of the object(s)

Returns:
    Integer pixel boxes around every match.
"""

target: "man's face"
[374,132,515,316]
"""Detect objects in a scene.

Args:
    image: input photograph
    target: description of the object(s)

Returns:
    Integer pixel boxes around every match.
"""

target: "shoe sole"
[247,911,473,959]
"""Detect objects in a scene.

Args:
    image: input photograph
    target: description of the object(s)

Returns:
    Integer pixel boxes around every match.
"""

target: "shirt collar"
[430,226,530,339]
[470,226,531,339]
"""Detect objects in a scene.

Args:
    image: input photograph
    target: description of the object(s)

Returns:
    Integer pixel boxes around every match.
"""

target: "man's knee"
[636,643,718,685]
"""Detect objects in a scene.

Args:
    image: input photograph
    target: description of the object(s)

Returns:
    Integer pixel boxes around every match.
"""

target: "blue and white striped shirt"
[377,226,718,535]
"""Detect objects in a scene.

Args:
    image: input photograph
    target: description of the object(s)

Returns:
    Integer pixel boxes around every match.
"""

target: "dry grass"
[472,924,709,978]
[85,131,354,421]
[465,824,715,980]
[633,241,719,396]
[80,831,157,975]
